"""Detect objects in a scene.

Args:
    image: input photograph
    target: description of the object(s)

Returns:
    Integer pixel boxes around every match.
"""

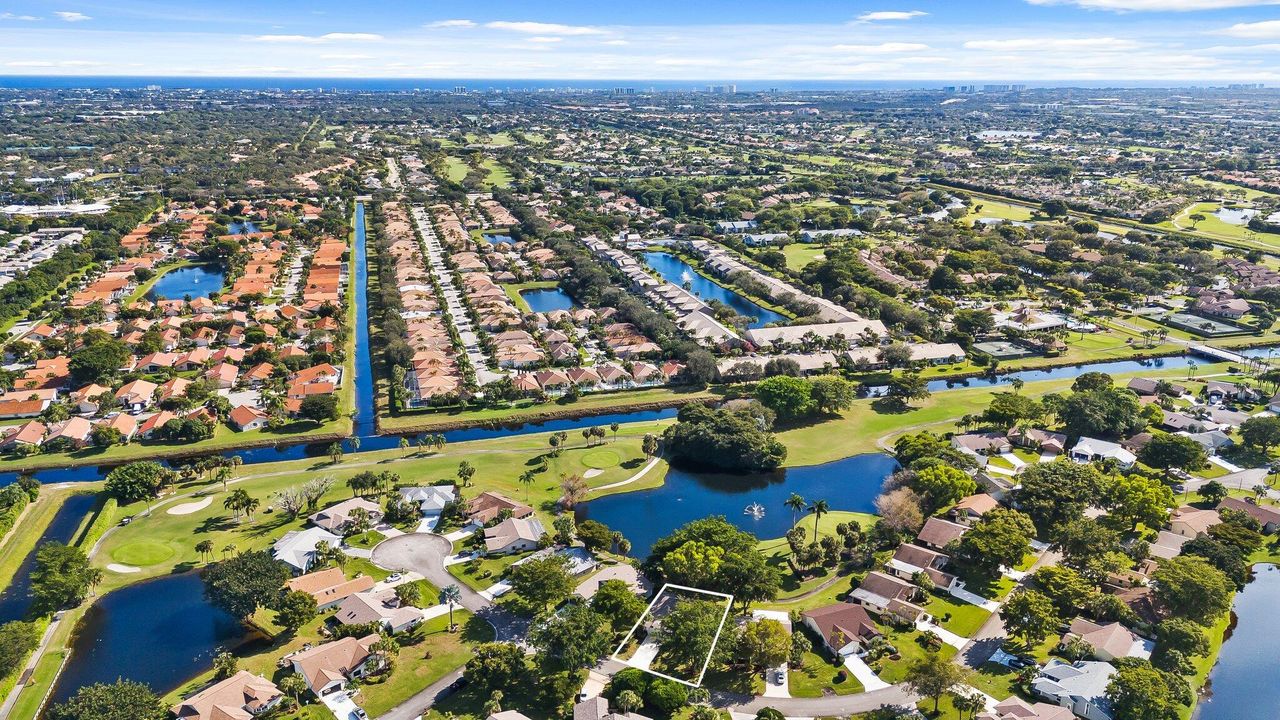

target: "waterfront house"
[1031,660,1117,720]
[170,671,282,720]
[288,634,381,695]
[284,567,375,610]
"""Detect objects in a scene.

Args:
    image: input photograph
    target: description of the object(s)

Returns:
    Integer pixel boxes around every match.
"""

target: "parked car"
[387,573,402,583]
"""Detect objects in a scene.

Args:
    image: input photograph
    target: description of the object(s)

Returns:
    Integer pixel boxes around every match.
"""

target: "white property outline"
[610,583,735,688]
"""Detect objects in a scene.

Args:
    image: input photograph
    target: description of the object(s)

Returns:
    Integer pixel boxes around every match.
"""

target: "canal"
[0,493,98,623]
[643,251,786,329]
[1194,563,1280,720]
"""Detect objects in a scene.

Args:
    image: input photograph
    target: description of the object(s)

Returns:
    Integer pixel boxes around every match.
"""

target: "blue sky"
[2,0,1280,81]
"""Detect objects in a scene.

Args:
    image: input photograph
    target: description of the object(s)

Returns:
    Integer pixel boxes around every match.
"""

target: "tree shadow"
[871,398,913,415]
[196,515,237,533]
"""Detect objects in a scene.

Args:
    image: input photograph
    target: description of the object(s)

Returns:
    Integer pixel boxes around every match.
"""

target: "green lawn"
[346,530,386,550]
[782,243,829,270]
[447,551,528,591]
[919,591,991,637]
[873,628,957,683]
[788,650,865,697]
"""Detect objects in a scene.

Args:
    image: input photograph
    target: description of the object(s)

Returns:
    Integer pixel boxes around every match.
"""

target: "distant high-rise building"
[452,85,467,94]
[706,84,737,94]
[613,87,636,95]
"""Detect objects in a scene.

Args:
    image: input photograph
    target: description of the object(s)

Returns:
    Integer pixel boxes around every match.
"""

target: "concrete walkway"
[948,582,1001,612]
[916,619,969,649]
[841,654,890,691]
[590,455,662,492]
[0,613,65,719]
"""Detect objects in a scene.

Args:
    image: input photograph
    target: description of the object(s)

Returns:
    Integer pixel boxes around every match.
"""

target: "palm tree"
[221,543,237,559]
[610,422,620,442]
[214,467,232,493]
[399,437,410,456]
[229,455,243,477]
[1010,378,1024,394]
[350,436,361,453]
[456,461,475,487]
[518,471,535,501]
[785,493,806,527]
[808,499,830,542]
[328,442,344,465]
[242,494,260,521]
[195,539,214,562]
[439,584,462,631]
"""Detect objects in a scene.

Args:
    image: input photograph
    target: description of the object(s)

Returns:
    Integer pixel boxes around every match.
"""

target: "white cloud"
[485,21,606,35]
[320,53,374,59]
[6,60,55,67]
[251,32,383,43]
[964,36,1139,50]
[1217,20,1280,38]
[0,12,40,20]
[1025,0,1280,9]
[600,39,629,45]
[426,19,475,28]
[53,11,90,22]
[855,10,928,21]
[526,36,563,43]
[6,59,102,67]
[832,42,931,53]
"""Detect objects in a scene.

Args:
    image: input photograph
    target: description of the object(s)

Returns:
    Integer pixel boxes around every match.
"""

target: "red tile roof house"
[466,492,534,525]
[205,362,240,389]
[0,420,46,451]
[228,405,270,432]
[115,379,158,412]
[800,603,883,657]
[170,670,283,720]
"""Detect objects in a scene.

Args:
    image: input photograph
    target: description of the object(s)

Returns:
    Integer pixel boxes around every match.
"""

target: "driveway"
[320,690,361,720]
[371,533,528,642]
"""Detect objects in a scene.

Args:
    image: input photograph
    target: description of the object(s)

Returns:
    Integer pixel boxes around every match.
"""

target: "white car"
[386,573,402,583]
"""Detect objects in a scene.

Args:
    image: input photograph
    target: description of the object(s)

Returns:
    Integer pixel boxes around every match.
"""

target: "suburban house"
[1058,618,1153,662]
[1126,378,1186,397]
[308,497,383,534]
[467,491,533,524]
[976,697,1074,720]
[284,567,376,611]
[951,432,1012,458]
[273,527,341,574]
[1031,660,1117,720]
[334,589,423,634]
[849,571,927,622]
[572,696,653,720]
[484,517,546,554]
[228,405,270,432]
[1069,437,1136,469]
[399,485,456,514]
[916,517,969,551]
[288,634,382,695]
[1168,506,1221,538]
[1007,427,1067,454]
[170,671,283,720]
[1217,496,1280,533]
[799,602,883,656]
[950,493,1000,525]
[886,543,957,589]
[1148,530,1192,560]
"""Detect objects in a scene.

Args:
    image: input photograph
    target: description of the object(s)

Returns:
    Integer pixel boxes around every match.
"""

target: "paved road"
[371,533,529,642]
[717,684,920,715]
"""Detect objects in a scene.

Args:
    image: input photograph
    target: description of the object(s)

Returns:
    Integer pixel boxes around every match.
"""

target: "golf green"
[111,540,177,566]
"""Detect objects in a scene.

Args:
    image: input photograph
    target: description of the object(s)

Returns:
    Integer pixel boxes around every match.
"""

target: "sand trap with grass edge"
[167,496,214,515]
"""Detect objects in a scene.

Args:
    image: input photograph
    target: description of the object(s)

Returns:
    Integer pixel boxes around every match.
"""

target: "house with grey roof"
[1031,659,1117,720]
[272,527,341,574]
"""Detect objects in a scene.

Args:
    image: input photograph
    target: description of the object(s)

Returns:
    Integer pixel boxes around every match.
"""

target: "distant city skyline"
[2,0,1280,82]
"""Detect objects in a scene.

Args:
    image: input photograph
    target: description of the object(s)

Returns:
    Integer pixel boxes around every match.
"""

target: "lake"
[521,287,577,313]
[227,220,260,235]
[147,265,226,301]
[482,234,515,244]
[49,572,255,704]
[1214,208,1258,226]
[1194,563,1280,720]
[643,252,786,329]
[577,452,899,557]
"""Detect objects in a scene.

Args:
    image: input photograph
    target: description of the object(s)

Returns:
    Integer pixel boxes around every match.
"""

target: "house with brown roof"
[466,491,533,524]
[849,571,927,621]
[284,567,376,611]
[288,634,381,695]
[1217,496,1280,534]
[977,697,1074,720]
[1058,618,1153,662]
[1168,506,1220,538]
[886,543,957,589]
[0,420,45,450]
[115,379,158,411]
[96,413,138,442]
[950,494,1000,525]
[229,405,269,432]
[917,517,969,550]
[170,671,282,720]
[800,603,882,656]
[334,590,423,634]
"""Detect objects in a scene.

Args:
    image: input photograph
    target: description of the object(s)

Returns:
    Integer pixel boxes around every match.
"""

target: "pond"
[1195,563,1280,720]
[147,265,226,301]
[227,220,260,235]
[576,452,899,557]
[49,572,256,705]
[521,287,577,313]
[643,252,786,329]
[1213,208,1258,226]
[0,493,97,623]
[482,234,515,244]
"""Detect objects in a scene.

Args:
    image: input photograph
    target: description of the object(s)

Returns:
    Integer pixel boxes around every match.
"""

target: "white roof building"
[273,527,341,573]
